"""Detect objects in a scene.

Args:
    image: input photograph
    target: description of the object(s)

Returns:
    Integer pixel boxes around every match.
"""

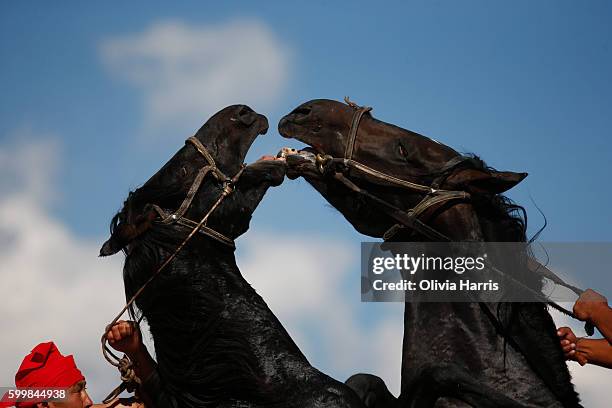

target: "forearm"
[128,348,156,382]
[591,305,612,343]
[129,349,183,408]
[576,338,612,369]
[128,349,157,408]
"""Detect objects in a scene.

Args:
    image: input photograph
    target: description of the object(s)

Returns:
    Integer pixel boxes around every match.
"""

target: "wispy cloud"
[0,136,126,401]
[0,129,61,204]
[99,19,290,136]
[237,232,404,393]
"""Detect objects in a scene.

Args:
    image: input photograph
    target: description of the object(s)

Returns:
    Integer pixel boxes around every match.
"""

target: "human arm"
[573,289,612,343]
[106,321,203,408]
[557,327,588,365]
[557,326,612,368]
[106,321,157,408]
[91,397,144,407]
[575,338,612,369]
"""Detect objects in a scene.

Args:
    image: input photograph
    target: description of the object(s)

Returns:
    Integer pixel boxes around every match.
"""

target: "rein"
[323,97,593,334]
[100,136,245,403]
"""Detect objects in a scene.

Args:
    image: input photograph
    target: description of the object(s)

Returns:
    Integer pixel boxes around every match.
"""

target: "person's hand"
[106,320,144,358]
[573,289,608,322]
[257,155,285,162]
[100,396,145,408]
[557,327,588,365]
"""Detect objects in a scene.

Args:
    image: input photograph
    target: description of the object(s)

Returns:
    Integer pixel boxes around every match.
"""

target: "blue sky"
[1,1,611,406]
[2,0,611,241]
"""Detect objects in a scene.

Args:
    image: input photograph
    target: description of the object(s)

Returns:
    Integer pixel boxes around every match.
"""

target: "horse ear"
[445,168,528,194]
[100,233,125,257]
[99,210,157,257]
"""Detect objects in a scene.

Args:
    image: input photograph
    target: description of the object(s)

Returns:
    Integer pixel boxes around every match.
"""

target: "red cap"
[0,342,85,408]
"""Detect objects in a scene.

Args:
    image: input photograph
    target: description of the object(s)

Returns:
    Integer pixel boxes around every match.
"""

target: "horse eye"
[181,167,188,177]
[398,143,407,157]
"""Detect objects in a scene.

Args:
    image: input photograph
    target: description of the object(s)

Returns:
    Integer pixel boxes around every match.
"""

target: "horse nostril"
[236,106,257,126]
[238,106,254,117]
[291,106,311,117]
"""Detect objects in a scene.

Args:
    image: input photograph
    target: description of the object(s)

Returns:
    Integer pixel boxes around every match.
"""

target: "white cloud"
[0,138,128,402]
[237,232,404,394]
[100,19,290,134]
[0,128,61,204]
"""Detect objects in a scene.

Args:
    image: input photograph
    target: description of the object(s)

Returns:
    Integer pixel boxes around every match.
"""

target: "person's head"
[38,380,93,408]
[7,342,93,408]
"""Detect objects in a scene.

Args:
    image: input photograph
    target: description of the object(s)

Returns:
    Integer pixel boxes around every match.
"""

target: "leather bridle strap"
[344,99,372,161]
[151,136,238,247]
[383,190,470,241]
[150,205,236,248]
[187,136,216,171]
[332,157,437,193]
[163,165,214,221]
[187,136,231,182]
[332,172,455,242]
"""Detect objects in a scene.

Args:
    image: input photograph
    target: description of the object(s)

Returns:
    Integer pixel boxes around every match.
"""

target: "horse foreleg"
[400,366,527,408]
[345,373,400,408]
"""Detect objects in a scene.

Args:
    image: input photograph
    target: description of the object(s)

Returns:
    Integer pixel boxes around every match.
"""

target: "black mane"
[109,187,277,407]
[457,155,580,406]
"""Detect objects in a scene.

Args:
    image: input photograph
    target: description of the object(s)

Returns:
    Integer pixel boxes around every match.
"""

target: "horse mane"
[453,154,580,406]
[109,186,277,407]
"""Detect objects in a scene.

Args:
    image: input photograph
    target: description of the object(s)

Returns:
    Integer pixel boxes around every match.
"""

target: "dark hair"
[109,184,275,407]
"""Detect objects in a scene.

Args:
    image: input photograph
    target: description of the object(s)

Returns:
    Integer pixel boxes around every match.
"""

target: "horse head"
[279,98,527,240]
[101,104,285,257]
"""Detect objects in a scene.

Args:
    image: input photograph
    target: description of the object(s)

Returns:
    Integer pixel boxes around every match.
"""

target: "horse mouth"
[277,147,319,179]
[278,114,328,179]
[236,114,269,165]
[256,115,269,135]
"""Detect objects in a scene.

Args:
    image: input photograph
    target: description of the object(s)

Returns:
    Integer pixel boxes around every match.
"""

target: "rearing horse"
[279,98,580,408]
[101,105,368,408]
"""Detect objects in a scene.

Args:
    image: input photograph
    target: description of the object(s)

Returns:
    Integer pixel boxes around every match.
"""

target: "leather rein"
[316,97,593,333]
[101,136,244,403]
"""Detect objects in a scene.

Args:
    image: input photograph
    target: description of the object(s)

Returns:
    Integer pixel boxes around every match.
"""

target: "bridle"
[150,136,241,248]
[313,97,472,242]
[312,97,593,333]
[101,136,245,403]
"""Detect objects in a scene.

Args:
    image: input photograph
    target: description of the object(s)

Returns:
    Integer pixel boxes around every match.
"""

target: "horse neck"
[395,198,579,406]
[361,118,459,165]
[207,250,313,373]
[145,243,314,396]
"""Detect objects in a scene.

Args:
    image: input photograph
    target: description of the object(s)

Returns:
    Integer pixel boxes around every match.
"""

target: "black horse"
[279,99,580,408]
[101,105,367,408]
